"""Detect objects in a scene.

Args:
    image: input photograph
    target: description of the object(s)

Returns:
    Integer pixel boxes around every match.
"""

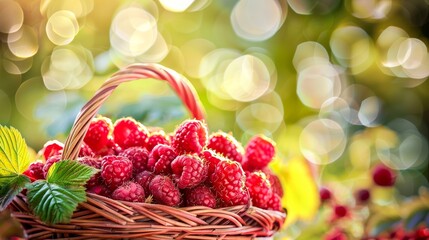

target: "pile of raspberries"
[24,116,284,211]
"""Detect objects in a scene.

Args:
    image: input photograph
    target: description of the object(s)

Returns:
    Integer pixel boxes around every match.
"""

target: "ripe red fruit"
[147,144,177,174]
[78,156,101,188]
[207,131,244,163]
[40,140,64,160]
[171,154,208,189]
[120,147,149,174]
[97,138,123,156]
[135,170,155,194]
[242,135,276,171]
[372,164,396,187]
[149,175,181,207]
[262,168,284,197]
[23,161,45,181]
[43,155,62,177]
[184,185,216,208]
[333,204,349,219]
[319,187,332,202]
[210,159,249,206]
[113,117,149,149]
[112,181,145,202]
[101,155,133,190]
[146,131,170,152]
[324,228,347,240]
[87,184,111,197]
[200,149,225,179]
[355,188,371,204]
[246,171,272,209]
[172,119,208,154]
[83,116,112,153]
[267,193,282,211]
[79,142,95,157]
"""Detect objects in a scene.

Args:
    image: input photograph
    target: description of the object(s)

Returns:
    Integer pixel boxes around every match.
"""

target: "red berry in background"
[40,140,64,160]
[146,131,170,152]
[262,168,284,197]
[355,188,371,204]
[245,171,272,209]
[23,161,45,181]
[171,154,208,189]
[101,155,133,190]
[333,204,349,219]
[207,131,244,164]
[135,170,155,194]
[147,144,177,174]
[172,119,208,154]
[372,164,396,187]
[78,156,101,188]
[319,186,332,203]
[112,181,145,202]
[113,117,149,149]
[120,147,149,175]
[242,135,276,171]
[200,149,225,179]
[43,155,62,177]
[211,159,249,206]
[184,185,216,208]
[324,228,347,240]
[83,116,112,153]
[149,175,181,207]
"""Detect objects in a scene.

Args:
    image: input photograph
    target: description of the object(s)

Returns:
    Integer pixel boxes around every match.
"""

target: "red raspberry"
[200,149,225,179]
[147,144,177,174]
[267,193,282,211]
[135,170,155,194]
[355,188,371,204]
[43,155,62,177]
[40,140,63,160]
[319,186,332,202]
[112,181,145,202]
[87,183,111,197]
[146,131,170,152]
[262,168,284,197]
[210,159,249,206]
[79,142,95,157]
[324,228,347,240]
[120,147,149,174]
[83,116,112,153]
[172,119,208,154]
[207,131,244,163]
[97,138,123,156]
[171,154,208,189]
[246,171,272,209]
[184,185,216,208]
[149,175,181,207]
[372,164,396,187]
[23,161,45,181]
[333,204,349,219]
[242,135,276,171]
[113,117,149,149]
[78,156,101,188]
[101,155,133,190]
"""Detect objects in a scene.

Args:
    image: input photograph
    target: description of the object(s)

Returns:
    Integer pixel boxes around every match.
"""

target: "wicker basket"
[9,63,286,239]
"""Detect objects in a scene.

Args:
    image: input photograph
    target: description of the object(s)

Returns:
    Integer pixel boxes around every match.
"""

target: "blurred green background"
[1,0,429,238]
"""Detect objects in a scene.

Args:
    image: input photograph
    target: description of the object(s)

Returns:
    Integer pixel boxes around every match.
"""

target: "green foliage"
[0,125,30,180]
[46,160,99,186]
[370,218,401,236]
[405,208,429,231]
[0,175,30,211]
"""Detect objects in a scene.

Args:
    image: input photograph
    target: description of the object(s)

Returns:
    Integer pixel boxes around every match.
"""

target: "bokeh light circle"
[0,0,24,34]
[46,10,79,45]
[7,25,39,58]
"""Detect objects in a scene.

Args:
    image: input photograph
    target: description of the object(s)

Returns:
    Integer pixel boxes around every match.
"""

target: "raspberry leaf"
[0,125,31,211]
[47,160,98,185]
[27,180,86,225]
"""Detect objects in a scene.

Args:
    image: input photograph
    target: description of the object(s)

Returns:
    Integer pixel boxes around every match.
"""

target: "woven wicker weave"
[9,63,286,239]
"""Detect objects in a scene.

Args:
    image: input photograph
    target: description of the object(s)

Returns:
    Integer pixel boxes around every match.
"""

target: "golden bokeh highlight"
[46,10,79,45]
[0,0,24,34]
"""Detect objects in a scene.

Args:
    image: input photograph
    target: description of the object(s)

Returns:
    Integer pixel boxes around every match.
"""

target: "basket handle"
[61,63,205,160]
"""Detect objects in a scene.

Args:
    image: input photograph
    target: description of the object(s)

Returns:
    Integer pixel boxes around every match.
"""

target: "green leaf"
[405,208,429,231]
[47,160,98,186]
[0,125,30,180]
[27,180,86,225]
[0,174,30,211]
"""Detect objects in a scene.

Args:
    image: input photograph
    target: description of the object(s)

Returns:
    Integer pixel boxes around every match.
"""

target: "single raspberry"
[135,170,155,194]
[333,204,349,219]
[245,171,272,209]
[40,140,64,160]
[210,159,249,206]
[267,193,282,211]
[207,131,244,163]
[172,119,208,154]
[120,147,149,175]
[149,175,181,207]
[146,131,170,152]
[87,184,111,197]
[372,164,396,187]
[171,154,208,189]
[113,117,149,149]
[78,156,101,188]
[23,161,45,181]
[200,149,225,179]
[147,144,177,174]
[355,188,371,204]
[319,187,332,203]
[83,116,113,153]
[97,138,123,156]
[184,185,216,208]
[79,142,95,157]
[242,135,276,171]
[112,181,145,202]
[101,155,133,190]
[262,168,284,197]
[43,155,62,177]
